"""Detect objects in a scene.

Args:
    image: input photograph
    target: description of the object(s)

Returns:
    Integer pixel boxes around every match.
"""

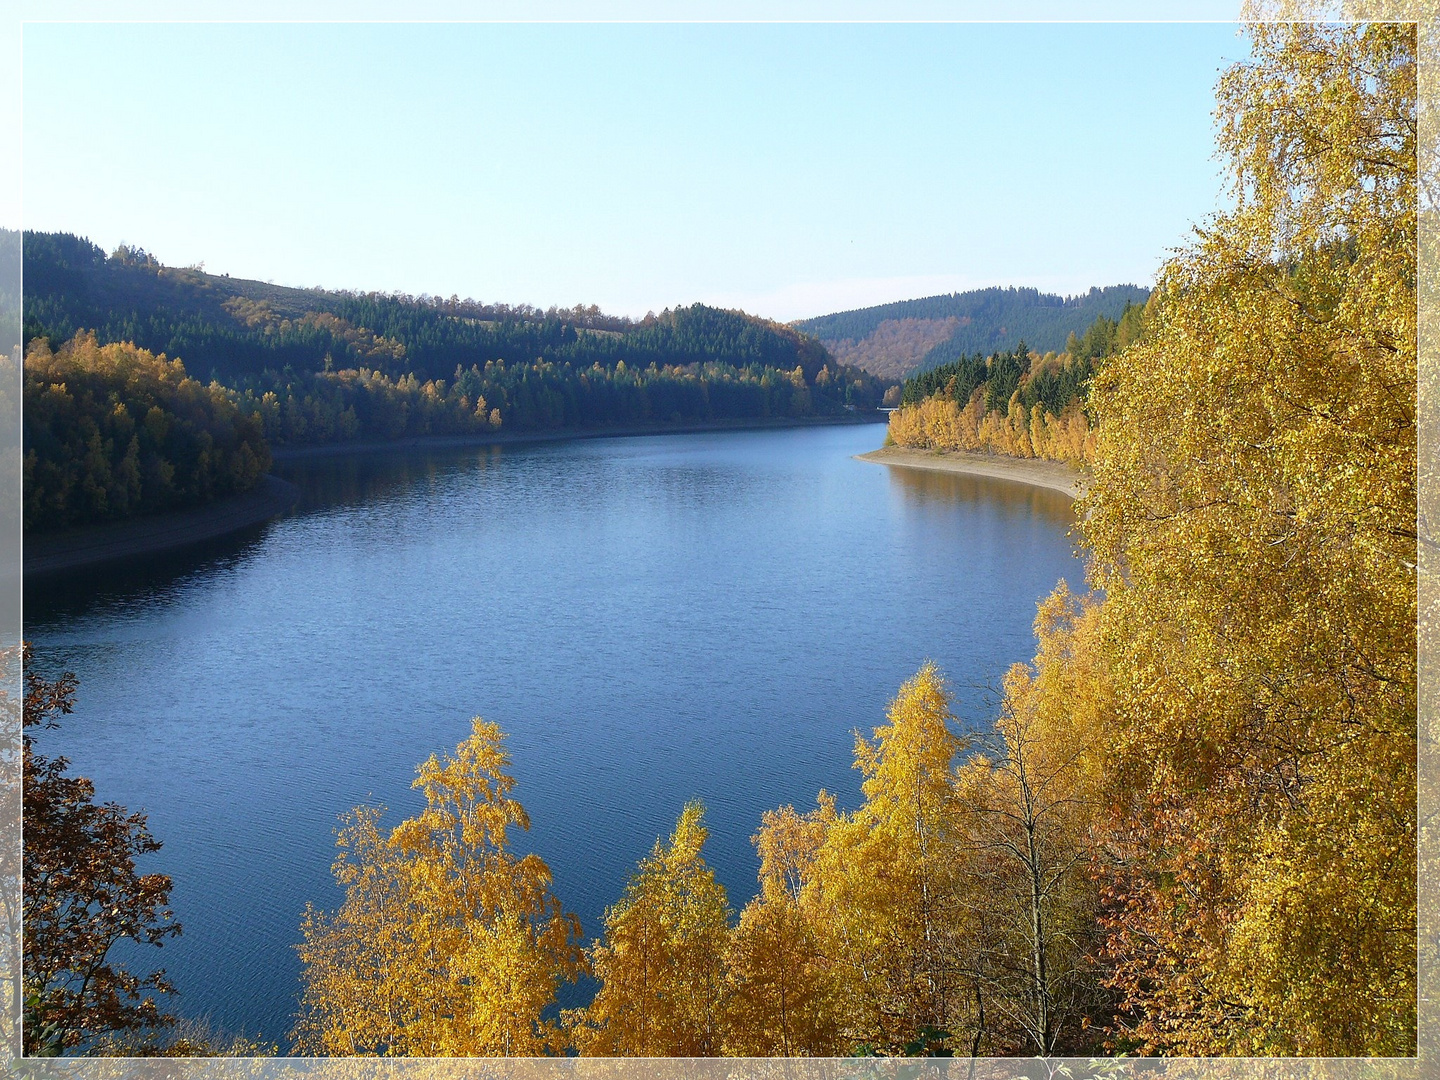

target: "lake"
[23,421,1085,1047]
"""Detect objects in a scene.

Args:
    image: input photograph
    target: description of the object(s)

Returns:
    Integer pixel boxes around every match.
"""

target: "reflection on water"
[275,444,513,513]
[23,423,1084,1046]
[883,463,1077,529]
[25,522,280,627]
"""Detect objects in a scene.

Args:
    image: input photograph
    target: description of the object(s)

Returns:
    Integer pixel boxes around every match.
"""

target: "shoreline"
[24,474,301,580]
[856,445,1086,499]
[271,412,884,461]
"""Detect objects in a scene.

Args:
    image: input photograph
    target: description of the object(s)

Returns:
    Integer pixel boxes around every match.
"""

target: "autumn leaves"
[293,17,1418,1057]
[293,721,583,1056]
[293,661,1110,1057]
[576,638,1103,1059]
[574,801,730,1056]
[1076,20,1417,1057]
[23,334,272,532]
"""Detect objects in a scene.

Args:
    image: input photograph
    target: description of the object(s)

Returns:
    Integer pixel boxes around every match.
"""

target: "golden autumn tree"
[723,804,840,1056]
[574,801,731,1056]
[951,585,1111,1056]
[1076,19,1417,1056]
[293,719,583,1056]
[799,663,967,1054]
[23,333,270,532]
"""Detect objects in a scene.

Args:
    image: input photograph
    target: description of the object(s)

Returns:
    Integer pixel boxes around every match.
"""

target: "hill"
[22,232,890,439]
[21,232,894,529]
[22,233,879,392]
[793,284,1149,381]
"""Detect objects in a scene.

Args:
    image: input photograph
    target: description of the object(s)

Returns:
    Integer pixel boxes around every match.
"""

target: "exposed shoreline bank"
[270,412,883,462]
[24,475,301,580]
[856,445,1086,499]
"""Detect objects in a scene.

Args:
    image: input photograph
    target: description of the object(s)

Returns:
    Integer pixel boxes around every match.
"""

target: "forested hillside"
[24,334,270,533]
[22,235,890,528]
[886,301,1146,464]
[794,283,1148,381]
[20,17,1417,1061]
[22,236,882,406]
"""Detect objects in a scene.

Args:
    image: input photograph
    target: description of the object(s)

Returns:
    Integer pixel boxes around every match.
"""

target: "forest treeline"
[23,234,881,392]
[23,334,270,533]
[793,283,1149,381]
[886,302,1145,464]
[22,238,890,529]
[21,235,887,429]
[227,346,852,446]
[22,327,868,533]
[292,19,1417,1060]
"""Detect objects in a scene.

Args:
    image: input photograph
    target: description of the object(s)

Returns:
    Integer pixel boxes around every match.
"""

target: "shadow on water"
[24,447,519,627]
[272,444,511,511]
[24,520,281,628]
[884,464,1078,529]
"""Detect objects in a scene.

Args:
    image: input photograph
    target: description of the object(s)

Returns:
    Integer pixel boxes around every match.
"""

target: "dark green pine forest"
[898,299,1147,412]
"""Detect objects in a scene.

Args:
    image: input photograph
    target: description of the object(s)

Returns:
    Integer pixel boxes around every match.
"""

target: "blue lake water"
[23,421,1084,1047]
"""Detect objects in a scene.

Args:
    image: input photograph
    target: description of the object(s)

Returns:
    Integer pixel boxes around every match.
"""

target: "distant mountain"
[793,284,1150,381]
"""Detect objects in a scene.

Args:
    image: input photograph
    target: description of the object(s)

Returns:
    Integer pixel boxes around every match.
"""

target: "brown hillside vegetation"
[823,317,962,380]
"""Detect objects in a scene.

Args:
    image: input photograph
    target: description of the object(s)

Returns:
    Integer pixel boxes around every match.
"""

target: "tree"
[800,663,967,1054]
[1079,19,1416,1055]
[21,644,181,1055]
[574,801,731,1056]
[23,333,270,533]
[293,718,583,1056]
[951,585,1111,1056]
[722,805,838,1056]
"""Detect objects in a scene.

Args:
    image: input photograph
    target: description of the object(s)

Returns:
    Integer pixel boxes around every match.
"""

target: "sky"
[20,17,1251,322]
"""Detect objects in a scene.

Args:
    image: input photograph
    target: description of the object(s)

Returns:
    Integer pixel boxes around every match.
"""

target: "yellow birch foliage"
[888,390,1095,464]
[293,719,583,1056]
[799,663,967,1053]
[723,805,839,1056]
[574,801,731,1056]
[950,585,1112,1055]
[1078,20,1416,1055]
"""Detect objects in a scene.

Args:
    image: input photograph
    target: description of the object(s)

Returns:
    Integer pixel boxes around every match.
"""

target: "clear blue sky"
[23,20,1249,321]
